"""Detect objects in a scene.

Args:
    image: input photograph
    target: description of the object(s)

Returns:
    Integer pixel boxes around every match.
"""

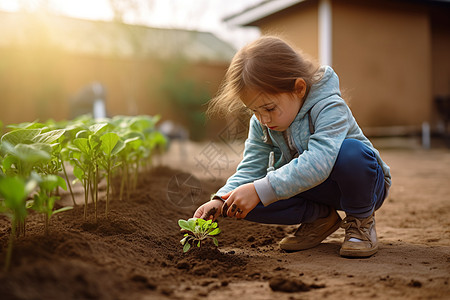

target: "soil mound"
[0,158,449,300]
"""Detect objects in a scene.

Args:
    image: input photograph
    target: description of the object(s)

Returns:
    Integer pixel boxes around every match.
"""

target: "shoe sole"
[339,245,378,258]
[279,218,342,251]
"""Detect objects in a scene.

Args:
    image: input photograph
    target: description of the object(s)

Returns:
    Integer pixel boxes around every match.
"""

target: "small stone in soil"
[176,261,190,270]
[269,277,325,293]
[131,274,147,283]
[159,287,173,296]
[408,280,422,288]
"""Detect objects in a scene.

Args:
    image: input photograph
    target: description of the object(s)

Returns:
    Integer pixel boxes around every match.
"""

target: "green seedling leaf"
[125,137,143,151]
[128,115,159,132]
[72,138,89,155]
[6,143,52,164]
[187,218,197,231]
[208,228,221,236]
[2,155,16,172]
[25,199,34,209]
[183,242,191,253]
[88,135,101,151]
[1,129,41,145]
[178,219,192,231]
[123,133,144,143]
[180,236,188,245]
[100,132,119,155]
[73,165,85,181]
[33,129,65,144]
[178,218,221,253]
[213,238,218,247]
[6,121,45,130]
[194,218,205,227]
[89,123,109,135]
[202,219,213,231]
[111,139,125,156]
[39,174,67,192]
[0,177,28,206]
[75,130,88,139]
[52,206,73,215]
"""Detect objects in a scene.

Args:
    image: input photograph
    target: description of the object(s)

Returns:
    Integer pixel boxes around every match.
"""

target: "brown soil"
[0,147,449,300]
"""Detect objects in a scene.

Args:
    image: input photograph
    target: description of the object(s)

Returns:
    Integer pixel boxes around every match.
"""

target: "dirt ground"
[0,138,449,300]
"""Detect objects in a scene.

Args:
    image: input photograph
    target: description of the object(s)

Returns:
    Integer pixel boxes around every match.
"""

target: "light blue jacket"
[216,66,391,206]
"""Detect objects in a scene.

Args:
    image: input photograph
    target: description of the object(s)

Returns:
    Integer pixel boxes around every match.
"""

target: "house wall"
[430,7,450,125]
[332,0,432,129]
[0,48,229,139]
[252,0,319,60]
[431,14,450,97]
[245,0,450,133]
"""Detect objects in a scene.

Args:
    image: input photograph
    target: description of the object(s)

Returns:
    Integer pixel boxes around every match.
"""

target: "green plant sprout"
[178,218,221,253]
[0,176,37,271]
[1,129,52,178]
[0,115,167,271]
[31,174,73,235]
[98,132,123,217]
[69,123,109,221]
[115,135,141,202]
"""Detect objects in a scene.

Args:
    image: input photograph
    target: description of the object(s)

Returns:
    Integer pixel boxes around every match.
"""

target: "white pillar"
[422,122,431,149]
[319,0,332,66]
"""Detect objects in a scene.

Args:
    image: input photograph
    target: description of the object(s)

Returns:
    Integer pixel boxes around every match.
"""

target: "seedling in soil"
[98,132,123,217]
[31,174,73,235]
[69,123,109,221]
[178,218,221,253]
[0,176,37,271]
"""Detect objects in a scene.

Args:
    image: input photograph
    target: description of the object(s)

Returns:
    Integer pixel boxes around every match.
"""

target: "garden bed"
[1,151,450,300]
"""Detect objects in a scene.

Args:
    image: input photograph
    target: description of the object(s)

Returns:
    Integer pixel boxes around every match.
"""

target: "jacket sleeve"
[262,99,351,204]
[215,116,273,197]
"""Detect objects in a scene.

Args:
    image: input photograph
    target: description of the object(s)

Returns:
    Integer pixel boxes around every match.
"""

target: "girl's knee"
[340,139,366,157]
[334,139,377,176]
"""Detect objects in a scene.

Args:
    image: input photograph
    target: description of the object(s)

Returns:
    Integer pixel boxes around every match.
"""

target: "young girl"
[193,36,391,258]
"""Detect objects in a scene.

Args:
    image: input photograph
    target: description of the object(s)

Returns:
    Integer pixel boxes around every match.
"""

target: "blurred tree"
[109,0,141,23]
[160,58,210,141]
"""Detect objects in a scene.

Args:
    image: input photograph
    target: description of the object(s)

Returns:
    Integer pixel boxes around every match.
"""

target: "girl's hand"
[221,183,260,219]
[193,199,223,221]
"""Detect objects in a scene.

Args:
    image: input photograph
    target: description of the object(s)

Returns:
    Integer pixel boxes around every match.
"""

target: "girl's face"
[241,88,304,132]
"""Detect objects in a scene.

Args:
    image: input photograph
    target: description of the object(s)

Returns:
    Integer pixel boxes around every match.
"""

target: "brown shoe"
[279,209,342,251]
[340,214,378,257]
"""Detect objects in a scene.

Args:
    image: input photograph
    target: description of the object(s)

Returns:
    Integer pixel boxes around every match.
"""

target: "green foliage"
[0,176,36,222]
[0,114,167,270]
[0,176,37,271]
[31,174,72,235]
[160,60,210,141]
[0,128,66,178]
[99,132,120,217]
[178,218,221,253]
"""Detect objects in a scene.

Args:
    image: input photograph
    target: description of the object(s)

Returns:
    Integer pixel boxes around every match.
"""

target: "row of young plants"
[0,114,167,271]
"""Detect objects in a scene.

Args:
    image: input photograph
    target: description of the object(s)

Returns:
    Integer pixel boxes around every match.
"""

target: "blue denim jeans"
[245,139,386,225]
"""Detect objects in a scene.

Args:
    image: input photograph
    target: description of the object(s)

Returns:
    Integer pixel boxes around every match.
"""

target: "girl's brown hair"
[207,35,320,117]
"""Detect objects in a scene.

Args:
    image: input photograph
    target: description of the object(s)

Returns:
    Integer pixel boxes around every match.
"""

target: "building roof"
[224,0,450,26]
[223,0,305,26]
[0,11,236,63]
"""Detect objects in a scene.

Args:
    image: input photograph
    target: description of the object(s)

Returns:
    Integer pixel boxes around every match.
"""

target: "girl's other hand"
[193,199,223,221]
[221,183,260,219]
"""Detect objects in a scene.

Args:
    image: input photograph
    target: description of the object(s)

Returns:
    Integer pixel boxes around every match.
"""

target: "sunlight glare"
[50,0,113,21]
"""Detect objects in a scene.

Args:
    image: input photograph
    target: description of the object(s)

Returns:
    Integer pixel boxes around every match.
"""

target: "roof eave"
[224,0,306,26]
